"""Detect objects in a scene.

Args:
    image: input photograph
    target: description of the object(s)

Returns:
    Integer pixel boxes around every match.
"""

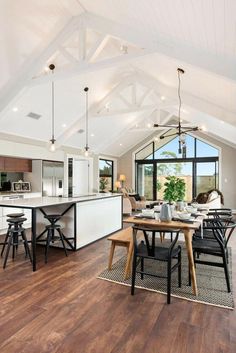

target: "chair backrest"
[203,219,236,248]
[132,225,180,257]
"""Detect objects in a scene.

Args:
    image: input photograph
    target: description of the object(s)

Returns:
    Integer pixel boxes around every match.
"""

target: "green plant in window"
[163,176,186,203]
[99,177,109,192]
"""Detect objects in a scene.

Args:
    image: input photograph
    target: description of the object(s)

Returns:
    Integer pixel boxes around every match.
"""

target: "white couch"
[196,191,222,209]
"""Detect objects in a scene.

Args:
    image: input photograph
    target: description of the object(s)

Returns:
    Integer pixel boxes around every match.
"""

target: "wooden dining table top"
[123,216,200,230]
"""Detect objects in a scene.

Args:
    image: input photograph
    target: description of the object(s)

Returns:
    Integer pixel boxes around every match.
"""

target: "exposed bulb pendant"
[84,87,90,157]
[49,64,56,152]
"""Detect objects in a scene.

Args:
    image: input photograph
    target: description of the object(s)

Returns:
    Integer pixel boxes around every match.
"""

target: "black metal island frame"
[0,193,123,271]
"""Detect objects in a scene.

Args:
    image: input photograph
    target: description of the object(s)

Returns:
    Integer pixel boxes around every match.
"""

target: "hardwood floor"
[0,230,235,353]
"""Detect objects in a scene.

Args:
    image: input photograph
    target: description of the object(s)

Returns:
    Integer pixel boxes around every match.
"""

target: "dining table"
[123,215,201,296]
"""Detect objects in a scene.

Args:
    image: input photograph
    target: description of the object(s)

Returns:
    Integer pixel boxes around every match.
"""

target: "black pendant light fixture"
[49,64,56,152]
[154,68,199,157]
[84,87,89,157]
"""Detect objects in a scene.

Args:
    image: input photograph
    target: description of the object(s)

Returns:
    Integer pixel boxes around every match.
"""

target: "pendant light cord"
[86,89,88,148]
[52,71,55,141]
[178,69,182,128]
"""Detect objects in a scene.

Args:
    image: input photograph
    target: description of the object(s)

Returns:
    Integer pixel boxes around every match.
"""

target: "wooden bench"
[107,227,133,279]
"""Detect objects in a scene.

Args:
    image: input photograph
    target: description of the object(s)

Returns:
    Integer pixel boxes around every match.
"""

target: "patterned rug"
[98,244,234,309]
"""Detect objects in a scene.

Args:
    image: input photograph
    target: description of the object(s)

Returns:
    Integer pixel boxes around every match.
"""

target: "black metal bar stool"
[44,214,68,263]
[1,213,25,256]
[2,217,32,269]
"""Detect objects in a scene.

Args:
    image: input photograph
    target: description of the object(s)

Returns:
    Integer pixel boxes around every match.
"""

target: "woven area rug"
[98,244,234,309]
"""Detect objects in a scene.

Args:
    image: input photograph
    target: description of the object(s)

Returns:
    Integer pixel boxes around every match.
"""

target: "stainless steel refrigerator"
[42,161,64,197]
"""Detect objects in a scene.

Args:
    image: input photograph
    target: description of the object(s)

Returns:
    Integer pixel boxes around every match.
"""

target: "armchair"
[119,188,147,211]
[128,195,147,211]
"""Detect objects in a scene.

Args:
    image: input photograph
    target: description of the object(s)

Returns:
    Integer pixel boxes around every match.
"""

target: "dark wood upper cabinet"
[0,157,4,170]
[0,157,32,172]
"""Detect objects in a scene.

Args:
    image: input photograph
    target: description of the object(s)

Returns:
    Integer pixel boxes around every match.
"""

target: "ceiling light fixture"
[49,64,56,152]
[154,68,199,157]
[84,87,90,157]
[12,107,18,112]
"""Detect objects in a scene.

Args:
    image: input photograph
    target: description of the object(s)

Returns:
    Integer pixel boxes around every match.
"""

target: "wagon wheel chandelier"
[153,68,199,157]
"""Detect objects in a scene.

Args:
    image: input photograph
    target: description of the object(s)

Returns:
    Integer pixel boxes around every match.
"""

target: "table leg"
[183,229,198,296]
[124,241,133,279]
[108,242,116,270]
[31,208,37,272]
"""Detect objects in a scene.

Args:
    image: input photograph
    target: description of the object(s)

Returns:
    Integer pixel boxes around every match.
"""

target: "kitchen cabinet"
[0,157,32,172]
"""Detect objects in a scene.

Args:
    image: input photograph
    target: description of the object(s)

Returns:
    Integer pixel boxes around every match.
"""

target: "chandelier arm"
[160,132,183,139]
[153,124,180,128]
[180,127,198,133]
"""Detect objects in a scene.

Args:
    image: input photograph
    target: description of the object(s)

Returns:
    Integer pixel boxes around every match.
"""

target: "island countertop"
[0,193,122,209]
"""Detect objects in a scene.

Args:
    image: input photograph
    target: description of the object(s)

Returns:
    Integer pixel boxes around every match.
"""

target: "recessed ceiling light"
[44,66,50,72]
[200,125,207,132]
[62,123,67,128]
[147,123,151,128]
[12,107,18,112]
[91,133,95,137]
[119,143,123,146]
[154,136,159,141]
[160,96,165,101]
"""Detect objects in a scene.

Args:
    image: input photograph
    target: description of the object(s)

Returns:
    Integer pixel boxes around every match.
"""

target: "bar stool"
[2,217,32,269]
[1,213,25,256]
[44,214,68,263]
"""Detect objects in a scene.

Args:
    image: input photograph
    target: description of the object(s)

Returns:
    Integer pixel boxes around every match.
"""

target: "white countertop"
[0,193,122,208]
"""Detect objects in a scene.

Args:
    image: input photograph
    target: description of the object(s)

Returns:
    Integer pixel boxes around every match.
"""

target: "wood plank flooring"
[0,230,235,353]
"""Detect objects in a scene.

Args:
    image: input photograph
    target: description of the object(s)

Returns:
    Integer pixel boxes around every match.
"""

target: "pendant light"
[84,87,89,157]
[154,68,199,156]
[49,64,56,152]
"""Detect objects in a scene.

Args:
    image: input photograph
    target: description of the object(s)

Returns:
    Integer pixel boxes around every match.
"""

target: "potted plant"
[163,176,186,206]
[99,177,109,192]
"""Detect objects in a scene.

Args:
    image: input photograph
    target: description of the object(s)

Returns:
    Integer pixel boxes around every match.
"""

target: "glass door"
[156,161,193,202]
[196,162,218,195]
[136,163,154,200]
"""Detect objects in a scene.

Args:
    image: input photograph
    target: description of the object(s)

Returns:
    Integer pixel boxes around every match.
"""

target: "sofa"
[195,189,223,209]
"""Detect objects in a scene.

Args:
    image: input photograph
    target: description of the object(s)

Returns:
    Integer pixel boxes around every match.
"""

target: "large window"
[135,135,219,201]
[99,159,114,191]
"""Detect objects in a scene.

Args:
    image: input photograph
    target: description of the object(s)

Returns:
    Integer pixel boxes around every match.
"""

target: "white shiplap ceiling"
[0,0,236,157]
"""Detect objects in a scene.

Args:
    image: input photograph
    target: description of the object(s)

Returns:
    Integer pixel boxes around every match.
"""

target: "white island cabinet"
[0,193,123,271]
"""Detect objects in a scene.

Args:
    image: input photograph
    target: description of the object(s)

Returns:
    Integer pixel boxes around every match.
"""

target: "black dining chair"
[131,226,182,304]
[189,219,236,292]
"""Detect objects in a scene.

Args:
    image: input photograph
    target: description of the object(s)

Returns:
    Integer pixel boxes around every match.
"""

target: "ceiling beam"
[0,16,82,117]
[30,47,153,85]
[84,12,236,82]
[86,34,110,62]
[93,108,157,154]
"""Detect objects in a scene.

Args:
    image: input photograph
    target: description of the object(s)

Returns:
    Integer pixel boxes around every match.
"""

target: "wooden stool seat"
[107,227,133,279]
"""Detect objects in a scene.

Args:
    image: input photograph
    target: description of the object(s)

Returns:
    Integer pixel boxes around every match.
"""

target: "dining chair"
[189,219,236,292]
[131,226,181,304]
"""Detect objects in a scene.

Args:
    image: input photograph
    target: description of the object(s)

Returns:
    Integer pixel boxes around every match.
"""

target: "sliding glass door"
[156,161,193,202]
[136,163,154,200]
[196,161,218,195]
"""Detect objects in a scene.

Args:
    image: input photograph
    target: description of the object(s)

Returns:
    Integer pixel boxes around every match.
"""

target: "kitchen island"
[0,193,123,271]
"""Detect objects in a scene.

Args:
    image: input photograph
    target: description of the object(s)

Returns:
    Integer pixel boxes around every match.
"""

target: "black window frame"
[99,158,114,191]
[135,136,219,201]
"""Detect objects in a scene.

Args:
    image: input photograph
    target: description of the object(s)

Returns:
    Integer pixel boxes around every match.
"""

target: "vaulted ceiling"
[0,0,236,157]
